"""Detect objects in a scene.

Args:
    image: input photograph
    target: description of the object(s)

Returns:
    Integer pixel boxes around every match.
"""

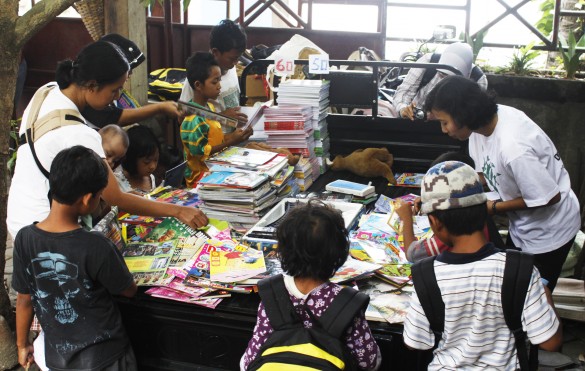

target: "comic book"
[330,257,381,284]
[370,292,411,324]
[209,247,266,283]
[144,217,198,243]
[145,286,223,309]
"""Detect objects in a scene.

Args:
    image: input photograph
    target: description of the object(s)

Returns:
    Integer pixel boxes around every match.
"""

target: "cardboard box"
[246,74,267,98]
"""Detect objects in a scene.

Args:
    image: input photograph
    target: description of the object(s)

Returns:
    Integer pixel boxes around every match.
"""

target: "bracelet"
[492,200,500,214]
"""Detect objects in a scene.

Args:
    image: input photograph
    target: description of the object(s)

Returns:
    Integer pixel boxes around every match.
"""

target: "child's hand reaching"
[226,127,254,145]
[222,107,248,123]
[395,199,414,220]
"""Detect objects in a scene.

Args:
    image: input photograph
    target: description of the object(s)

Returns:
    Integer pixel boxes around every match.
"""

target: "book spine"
[264,121,305,130]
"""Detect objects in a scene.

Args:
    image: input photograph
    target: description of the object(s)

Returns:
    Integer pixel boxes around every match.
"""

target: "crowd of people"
[6,17,582,371]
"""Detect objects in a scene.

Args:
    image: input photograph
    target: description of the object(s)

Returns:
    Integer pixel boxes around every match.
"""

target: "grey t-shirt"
[12,225,134,371]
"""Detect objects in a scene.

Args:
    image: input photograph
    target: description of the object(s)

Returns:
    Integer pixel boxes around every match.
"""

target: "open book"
[178,100,265,131]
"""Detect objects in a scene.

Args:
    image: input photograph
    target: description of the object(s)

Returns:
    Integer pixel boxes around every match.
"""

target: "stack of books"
[263,105,314,154]
[277,79,331,175]
[197,146,290,229]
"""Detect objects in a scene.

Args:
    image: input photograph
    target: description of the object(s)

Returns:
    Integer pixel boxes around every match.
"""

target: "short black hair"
[431,151,475,168]
[50,146,108,205]
[276,200,349,281]
[185,52,220,89]
[429,203,487,236]
[210,19,247,53]
[425,75,498,131]
[122,125,160,176]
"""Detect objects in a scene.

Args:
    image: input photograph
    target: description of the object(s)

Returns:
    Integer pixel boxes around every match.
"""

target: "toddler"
[99,124,129,169]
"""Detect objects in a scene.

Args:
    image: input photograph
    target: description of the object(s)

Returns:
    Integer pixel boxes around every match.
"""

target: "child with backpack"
[181,52,252,187]
[241,201,381,370]
[13,146,138,370]
[403,161,562,370]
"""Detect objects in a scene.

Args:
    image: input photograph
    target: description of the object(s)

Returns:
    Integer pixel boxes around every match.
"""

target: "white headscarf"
[437,42,473,78]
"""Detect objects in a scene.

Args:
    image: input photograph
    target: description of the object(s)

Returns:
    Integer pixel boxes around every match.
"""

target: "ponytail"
[55,59,75,89]
[55,40,130,90]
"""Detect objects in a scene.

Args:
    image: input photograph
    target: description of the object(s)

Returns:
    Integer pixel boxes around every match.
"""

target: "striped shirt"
[180,101,224,187]
[403,244,559,370]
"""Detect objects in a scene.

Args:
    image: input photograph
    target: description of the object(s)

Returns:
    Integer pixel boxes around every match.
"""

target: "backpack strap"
[417,52,442,93]
[257,275,301,330]
[21,84,85,179]
[502,250,538,371]
[319,287,369,339]
[411,256,444,349]
[470,65,485,83]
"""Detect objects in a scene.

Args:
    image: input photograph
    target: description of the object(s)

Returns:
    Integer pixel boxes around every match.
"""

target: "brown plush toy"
[245,142,300,166]
[329,147,397,185]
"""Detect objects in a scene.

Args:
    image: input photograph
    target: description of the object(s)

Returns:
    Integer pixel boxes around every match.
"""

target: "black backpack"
[411,249,539,371]
[417,52,485,93]
[247,274,369,371]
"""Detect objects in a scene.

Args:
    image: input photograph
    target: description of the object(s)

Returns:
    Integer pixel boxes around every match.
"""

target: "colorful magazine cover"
[209,247,266,283]
[392,172,425,187]
[92,207,125,251]
[199,171,268,189]
[121,240,177,286]
[330,257,382,284]
[370,292,411,324]
[207,146,277,168]
[144,217,197,243]
[152,188,201,207]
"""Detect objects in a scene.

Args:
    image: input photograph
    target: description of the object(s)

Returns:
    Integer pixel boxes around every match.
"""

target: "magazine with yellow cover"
[209,246,266,283]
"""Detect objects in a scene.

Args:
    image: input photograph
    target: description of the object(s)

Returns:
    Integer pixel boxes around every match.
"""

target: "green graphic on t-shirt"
[482,155,501,193]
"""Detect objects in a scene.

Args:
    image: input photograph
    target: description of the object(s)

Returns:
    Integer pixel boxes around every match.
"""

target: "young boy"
[180,19,249,122]
[99,124,129,169]
[395,151,503,261]
[181,51,252,187]
[13,146,137,370]
[403,161,562,369]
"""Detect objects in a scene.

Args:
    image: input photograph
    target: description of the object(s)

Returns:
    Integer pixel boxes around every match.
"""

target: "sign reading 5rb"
[309,53,329,74]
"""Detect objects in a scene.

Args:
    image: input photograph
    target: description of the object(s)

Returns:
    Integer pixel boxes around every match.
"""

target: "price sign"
[273,56,295,77]
[309,53,329,74]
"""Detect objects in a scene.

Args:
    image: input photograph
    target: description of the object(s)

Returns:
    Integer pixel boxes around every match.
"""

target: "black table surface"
[116,170,431,370]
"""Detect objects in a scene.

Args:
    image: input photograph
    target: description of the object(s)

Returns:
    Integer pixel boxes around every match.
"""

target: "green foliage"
[8,118,21,176]
[463,29,489,63]
[505,42,540,75]
[558,32,585,78]
[535,0,555,36]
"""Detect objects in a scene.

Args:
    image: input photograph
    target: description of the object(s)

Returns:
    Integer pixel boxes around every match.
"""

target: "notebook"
[163,161,187,188]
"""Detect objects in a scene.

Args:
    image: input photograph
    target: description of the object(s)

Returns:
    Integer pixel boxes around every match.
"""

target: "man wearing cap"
[393,42,487,120]
[82,33,181,129]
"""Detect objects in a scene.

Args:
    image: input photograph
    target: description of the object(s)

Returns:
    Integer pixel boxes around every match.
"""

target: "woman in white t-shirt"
[423,75,580,291]
[8,40,207,239]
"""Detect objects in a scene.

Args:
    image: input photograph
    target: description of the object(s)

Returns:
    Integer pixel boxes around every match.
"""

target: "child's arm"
[101,164,208,229]
[15,293,34,368]
[119,281,138,298]
[395,200,416,250]
[118,102,180,125]
[211,127,253,154]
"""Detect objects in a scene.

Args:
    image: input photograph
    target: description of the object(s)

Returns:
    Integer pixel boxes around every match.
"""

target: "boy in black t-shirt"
[13,145,138,370]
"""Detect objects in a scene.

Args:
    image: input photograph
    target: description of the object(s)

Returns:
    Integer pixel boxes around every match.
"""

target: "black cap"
[101,33,145,69]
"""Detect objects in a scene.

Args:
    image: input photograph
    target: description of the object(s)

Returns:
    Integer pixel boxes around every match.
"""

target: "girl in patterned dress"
[241,201,381,370]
